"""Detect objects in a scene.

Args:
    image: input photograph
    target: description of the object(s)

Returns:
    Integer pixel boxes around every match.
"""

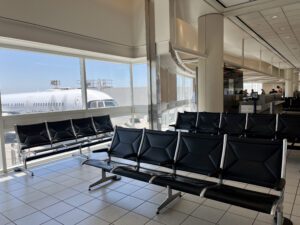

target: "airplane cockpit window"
[104,100,117,107]
[98,101,104,108]
[88,101,97,109]
[88,100,117,108]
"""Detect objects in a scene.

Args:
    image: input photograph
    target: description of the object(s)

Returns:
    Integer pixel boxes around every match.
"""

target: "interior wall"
[0,0,146,57]
[263,83,276,93]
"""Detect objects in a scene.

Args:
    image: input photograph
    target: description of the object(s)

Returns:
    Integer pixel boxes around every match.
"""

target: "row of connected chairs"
[283,97,300,111]
[15,115,113,176]
[83,126,290,225]
[171,111,300,149]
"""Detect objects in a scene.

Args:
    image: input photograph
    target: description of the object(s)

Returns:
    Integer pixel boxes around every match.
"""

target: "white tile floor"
[0,149,299,225]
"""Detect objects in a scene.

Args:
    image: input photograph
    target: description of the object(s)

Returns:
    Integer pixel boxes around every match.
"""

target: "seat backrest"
[138,129,178,166]
[92,115,114,134]
[246,114,276,139]
[72,117,96,138]
[175,112,197,131]
[196,112,221,135]
[15,123,51,150]
[222,136,283,188]
[175,133,224,176]
[219,113,246,136]
[47,120,76,144]
[110,126,143,158]
[277,114,300,142]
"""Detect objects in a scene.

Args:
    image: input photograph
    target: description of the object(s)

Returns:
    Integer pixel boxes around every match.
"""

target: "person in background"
[243,89,248,96]
[277,85,283,94]
[261,89,266,95]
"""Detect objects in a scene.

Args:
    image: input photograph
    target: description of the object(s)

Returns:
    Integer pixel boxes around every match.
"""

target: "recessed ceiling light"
[272,15,278,19]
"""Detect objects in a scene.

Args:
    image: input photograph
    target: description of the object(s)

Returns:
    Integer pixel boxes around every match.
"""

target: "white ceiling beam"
[223,0,300,17]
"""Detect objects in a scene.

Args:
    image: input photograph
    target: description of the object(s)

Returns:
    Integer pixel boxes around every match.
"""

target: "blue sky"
[0,48,147,94]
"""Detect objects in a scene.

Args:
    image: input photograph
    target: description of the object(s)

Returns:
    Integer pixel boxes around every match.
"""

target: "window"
[0,48,82,115]
[161,73,196,130]
[243,82,263,94]
[85,59,132,127]
[104,100,117,107]
[132,63,149,128]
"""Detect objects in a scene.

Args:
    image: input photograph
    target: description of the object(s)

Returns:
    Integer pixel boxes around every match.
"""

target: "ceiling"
[213,0,300,69]
[218,0,260,8]
[238,2,300,68]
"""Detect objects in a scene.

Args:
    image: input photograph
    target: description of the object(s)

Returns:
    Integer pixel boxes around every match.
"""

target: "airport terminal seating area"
[14,115,114,176]
[283,97,300,112]
[82,126,290,225]
[170,111,300,150]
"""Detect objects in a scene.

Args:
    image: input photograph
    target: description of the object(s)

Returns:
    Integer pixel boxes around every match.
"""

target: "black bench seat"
[203,136,285,217]
[15,115,114,176]
[152,174,216,196]
[204,184,279,214]
[112,166,166,183]
[84,126,291,224]
[82,126,143,190]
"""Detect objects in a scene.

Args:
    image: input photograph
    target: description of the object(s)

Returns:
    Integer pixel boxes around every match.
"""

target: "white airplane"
[1,88,118,115]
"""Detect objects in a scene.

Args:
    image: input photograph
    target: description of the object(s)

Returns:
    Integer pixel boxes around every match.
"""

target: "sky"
[0,48,148,94]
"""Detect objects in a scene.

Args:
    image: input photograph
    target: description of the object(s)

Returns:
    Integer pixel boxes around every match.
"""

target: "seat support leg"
[156,186,181,214]
[276,210,283,225]
[15,158,34,176]
[72,145,89,160]
[88,170,121,191]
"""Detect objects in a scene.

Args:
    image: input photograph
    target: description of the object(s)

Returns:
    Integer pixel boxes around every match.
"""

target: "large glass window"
[85,59,132,127]
[0,48,82,115]
[243,82,263,94]
[160,69,196,130]
[132,63,149,128]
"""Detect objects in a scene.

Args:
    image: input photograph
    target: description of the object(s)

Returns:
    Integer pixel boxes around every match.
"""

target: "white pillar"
[293,73,298,93]
[285,69,293,97]
[197,14,224,112]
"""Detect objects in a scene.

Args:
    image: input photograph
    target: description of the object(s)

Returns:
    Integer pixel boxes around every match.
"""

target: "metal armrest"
[275,178,286,191]
[92,148,109,153]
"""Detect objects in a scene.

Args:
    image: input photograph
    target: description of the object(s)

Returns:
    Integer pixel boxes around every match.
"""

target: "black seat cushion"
[72,118,96,138]
[175,112,197,131]
[83,159,114,172]
[113,167,166,182]
[93,115,114,134]
[223,137,283,188]
[204,184,279,214]
[175,133,223,176]
[277,114,300,142]
[138,130,178,166]
[15,123,51,150]
[110,126,143,159]
[219,113,246,136]
[196,112,220,135]
[246,114,276,139]
[152,175,216,195]
[47,120,76,144]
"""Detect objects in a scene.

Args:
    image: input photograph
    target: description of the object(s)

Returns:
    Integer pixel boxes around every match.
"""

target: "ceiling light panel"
[219,0,257,7]
[240,3,300,68]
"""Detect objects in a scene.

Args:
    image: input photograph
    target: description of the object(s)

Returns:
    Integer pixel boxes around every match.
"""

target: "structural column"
[284,69,294,97]
[293,73,298,93]
[197,14,224,112]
